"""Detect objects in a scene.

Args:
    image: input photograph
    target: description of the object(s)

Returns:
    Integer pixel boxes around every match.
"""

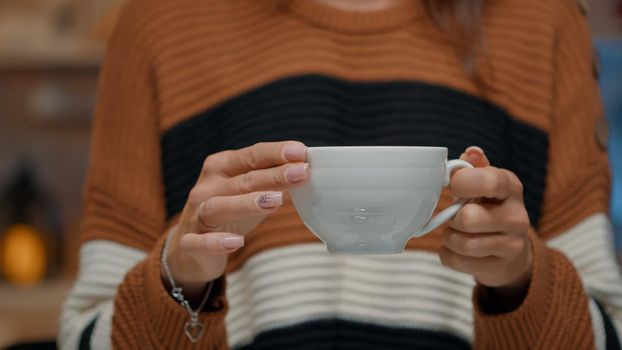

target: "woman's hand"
[439,146,533,311]
[162,141,309,298]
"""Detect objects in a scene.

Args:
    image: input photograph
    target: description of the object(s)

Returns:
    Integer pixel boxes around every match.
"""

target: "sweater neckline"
[287,0,424,34]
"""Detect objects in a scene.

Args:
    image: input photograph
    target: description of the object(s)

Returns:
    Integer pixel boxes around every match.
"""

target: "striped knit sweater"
[59,0,621,349]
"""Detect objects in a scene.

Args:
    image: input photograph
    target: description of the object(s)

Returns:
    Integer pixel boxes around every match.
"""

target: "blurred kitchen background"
[0,0,620,349]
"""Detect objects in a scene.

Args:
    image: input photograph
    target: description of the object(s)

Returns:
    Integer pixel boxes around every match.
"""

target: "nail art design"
[257,192,283,208]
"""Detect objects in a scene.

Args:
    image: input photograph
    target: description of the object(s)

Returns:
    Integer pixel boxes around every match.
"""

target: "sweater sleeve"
[113,234,228,349]
[472,1,617,349]
[59,2,228,348]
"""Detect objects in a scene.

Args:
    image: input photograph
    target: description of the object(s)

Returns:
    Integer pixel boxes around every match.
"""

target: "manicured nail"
[220,236,244,249]
[257,192,283,208]
[283,144,307,161]
[286,163,309,183]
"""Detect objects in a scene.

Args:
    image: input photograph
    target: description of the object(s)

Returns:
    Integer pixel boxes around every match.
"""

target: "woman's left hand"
[439,146,533,310]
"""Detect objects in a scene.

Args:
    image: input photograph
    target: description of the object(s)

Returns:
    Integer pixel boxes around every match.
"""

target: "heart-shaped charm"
[184,321,205,343]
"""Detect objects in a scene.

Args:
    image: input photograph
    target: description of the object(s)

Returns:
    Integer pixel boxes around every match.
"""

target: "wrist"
[159,266,207,303]
[479,238,533,313]
[482,273,531,314]
[160,229,219,303]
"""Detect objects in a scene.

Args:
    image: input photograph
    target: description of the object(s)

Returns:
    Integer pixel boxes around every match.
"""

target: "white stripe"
[589,298,607,350]
[90,300,114,350]
[547,213,622,350]
[59,214,622,350]
[227,213,622,349]
[59,240,146,350]
[225,244,475,348]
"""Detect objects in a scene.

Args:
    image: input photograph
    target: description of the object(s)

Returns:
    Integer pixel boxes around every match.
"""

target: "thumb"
[179,232,245,254]
[460,146,490,167]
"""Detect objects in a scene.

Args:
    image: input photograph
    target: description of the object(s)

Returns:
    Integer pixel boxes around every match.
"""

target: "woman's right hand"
[161,141,309,298]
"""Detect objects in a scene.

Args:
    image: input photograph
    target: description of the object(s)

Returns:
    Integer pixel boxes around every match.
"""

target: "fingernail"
[465,146,484,163]
[257,192,283,208]
[466,146,484,156]
[220,236,244,249]
[286,163,309,183]
[283,144,307,161]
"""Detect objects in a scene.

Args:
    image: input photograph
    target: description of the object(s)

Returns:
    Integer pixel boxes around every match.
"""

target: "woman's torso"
[142,0,557,347]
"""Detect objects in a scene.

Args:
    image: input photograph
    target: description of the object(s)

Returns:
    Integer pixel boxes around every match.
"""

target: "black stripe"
[161,74,548,226]
[78,316,98,350]
[595,299,622,350]
[235,319,471,350]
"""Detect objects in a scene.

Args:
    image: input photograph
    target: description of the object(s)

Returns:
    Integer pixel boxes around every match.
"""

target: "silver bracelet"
[161,228,214,343]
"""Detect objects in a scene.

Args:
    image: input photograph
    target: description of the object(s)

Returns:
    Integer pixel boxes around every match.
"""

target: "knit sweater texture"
[75,0,614,348]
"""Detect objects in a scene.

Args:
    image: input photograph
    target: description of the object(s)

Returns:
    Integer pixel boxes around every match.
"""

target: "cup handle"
[411,159,474,238]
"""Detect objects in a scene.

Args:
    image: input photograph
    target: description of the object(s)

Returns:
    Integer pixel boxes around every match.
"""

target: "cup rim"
[307,146,448,151]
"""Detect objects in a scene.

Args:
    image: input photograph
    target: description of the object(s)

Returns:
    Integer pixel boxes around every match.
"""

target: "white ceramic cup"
[289,146,473,254]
